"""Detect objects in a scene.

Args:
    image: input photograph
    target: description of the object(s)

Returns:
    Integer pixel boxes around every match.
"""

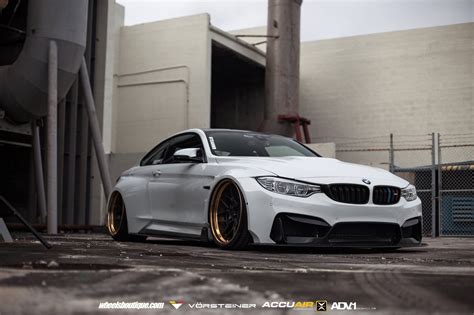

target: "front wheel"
[107,191,146,242]
[209,179,251,250]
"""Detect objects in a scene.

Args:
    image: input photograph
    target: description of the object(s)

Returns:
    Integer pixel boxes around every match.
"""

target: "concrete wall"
[115,14,212,154]
[299,23,474,167]
[231,23,473,168]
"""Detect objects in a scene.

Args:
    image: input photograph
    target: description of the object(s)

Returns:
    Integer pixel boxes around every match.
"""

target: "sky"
[116,0,474,42]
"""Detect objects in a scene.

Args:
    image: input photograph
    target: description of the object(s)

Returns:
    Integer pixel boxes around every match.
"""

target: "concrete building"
[108,19,474,173]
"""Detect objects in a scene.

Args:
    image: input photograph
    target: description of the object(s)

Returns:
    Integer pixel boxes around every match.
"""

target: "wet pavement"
[0,233,473,314]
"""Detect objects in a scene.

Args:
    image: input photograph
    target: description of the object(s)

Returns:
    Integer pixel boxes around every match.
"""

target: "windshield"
[204,131,319,157]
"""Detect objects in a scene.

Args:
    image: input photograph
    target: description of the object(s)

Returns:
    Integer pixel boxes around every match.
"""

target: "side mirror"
[173,148,203,163]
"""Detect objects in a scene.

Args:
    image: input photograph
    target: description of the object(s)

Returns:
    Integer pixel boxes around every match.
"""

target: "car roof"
[200,128,251,133]
[172,128,289,139]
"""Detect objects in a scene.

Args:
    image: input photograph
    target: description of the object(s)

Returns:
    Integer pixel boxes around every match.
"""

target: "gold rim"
[209,180,243,245]
[107,192,125,236]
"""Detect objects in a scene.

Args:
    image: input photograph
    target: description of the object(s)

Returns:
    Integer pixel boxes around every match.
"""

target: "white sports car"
[107,129,422,249]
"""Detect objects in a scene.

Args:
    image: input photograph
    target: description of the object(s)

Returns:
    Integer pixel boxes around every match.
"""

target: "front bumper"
[238,177,423,247]
[269,213,422,247]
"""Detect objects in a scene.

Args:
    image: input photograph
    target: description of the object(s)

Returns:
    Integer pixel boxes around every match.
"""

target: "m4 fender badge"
[362,178,371,185]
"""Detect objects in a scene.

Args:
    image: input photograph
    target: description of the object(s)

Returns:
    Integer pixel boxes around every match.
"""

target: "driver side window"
[162,133,204,164]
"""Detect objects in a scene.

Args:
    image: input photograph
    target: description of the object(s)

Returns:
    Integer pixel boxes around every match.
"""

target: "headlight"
[401,184,417,201]
[256,177,321,198]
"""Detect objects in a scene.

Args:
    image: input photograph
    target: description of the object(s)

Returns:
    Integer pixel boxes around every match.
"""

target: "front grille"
[325,184,369,204]
[373,186,401,205]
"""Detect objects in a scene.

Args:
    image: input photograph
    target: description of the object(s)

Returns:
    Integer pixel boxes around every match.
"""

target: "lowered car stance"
[107,129,422,249]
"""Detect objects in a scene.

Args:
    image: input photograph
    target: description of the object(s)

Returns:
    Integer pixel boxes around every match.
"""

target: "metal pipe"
[431,132,436,238]
[47,40,58,235]
[28,151,36,221]
[66,78,78,224]
[79,58,113,199]
[294,122,302,142]
[389,134,395,172]
[263,0,302,136]
[77,101,89,224]
[302,122,311,143]
[0,195,52,249]
[437,133,442,237]
[32,122,47,223]
[57,98,66,224]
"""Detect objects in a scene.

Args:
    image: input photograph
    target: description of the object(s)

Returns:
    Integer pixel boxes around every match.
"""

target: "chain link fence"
[334,133,474,237]
[391,134,435,237]
[438,135,474,236]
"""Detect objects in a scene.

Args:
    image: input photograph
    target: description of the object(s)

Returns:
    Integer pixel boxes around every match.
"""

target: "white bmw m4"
[107,129,422,249]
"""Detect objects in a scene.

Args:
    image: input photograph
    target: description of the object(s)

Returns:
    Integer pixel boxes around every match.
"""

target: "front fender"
[112,175,151,234]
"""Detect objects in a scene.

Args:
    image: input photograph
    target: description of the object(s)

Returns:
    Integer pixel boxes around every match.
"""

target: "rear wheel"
[107,192,146,242]
[209,179,251,249]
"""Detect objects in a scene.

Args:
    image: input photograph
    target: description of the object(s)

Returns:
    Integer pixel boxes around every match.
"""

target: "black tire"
[107,191,147,242]
[209,179,251,250]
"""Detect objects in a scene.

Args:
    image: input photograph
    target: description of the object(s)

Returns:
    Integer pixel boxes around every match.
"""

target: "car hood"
[215,156,408,187]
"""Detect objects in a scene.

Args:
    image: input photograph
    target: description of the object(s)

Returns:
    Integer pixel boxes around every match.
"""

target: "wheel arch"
[207,176,249,220]
[110,175,151,234]
[207,175,254,245]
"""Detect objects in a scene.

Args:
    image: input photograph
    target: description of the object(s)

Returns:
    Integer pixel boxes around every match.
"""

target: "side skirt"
[139,228,202,241]
[138,220,206,241]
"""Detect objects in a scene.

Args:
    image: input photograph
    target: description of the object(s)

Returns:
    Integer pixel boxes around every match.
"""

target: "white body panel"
[112,129,422,245]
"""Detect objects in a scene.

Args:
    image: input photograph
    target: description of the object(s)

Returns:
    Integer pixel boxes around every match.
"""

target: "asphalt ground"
[0,233,473,314]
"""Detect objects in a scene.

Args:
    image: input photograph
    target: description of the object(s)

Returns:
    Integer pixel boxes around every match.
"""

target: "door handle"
[152,170,161,177]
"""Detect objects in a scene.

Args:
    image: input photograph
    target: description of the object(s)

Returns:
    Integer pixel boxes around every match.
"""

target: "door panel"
[146,132,213,236]
[149,163,212,226]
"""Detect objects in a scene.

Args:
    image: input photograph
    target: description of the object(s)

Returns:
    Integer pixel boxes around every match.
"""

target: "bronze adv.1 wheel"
[209,179,250,249]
